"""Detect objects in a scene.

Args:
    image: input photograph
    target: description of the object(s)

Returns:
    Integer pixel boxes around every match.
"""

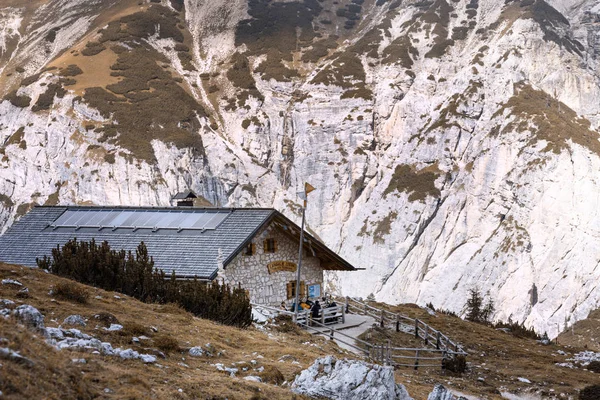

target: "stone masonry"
[222,222,323,306]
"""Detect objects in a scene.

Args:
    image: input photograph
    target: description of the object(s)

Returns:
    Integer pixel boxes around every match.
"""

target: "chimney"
[171,190,197,207]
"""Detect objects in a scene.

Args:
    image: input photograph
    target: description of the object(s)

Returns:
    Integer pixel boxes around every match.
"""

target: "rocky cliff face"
[1,0,599,337]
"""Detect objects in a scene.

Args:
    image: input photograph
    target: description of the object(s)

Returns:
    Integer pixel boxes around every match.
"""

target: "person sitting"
[311,300,321,319]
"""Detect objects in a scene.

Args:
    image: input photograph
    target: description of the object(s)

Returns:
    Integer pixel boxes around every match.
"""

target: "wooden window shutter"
[299,281,306,298]
[251,243,256,255]
[273,239,278,252]
[263,239,268,253]
[286,282,293,299]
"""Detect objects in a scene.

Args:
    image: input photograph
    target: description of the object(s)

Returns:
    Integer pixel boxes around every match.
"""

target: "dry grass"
[0,263,342,399]
[53,281,90,304]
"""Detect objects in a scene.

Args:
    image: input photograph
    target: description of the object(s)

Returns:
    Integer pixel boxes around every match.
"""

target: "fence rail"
[343,297,467,356]
[251,301,466,370]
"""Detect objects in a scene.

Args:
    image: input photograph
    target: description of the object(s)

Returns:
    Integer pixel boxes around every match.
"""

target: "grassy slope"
[558,308,600,352]
[1,262,597,400]
[0,263,344,399]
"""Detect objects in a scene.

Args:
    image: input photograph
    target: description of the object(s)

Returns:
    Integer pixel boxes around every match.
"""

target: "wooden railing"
[251,303,367,354]
[343,297,466,355]
[251,302,466,369]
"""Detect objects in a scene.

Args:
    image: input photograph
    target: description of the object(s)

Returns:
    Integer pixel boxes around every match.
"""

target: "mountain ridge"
[1,0,600,337]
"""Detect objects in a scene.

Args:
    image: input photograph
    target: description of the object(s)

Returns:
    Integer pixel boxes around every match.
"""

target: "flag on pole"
[305,182,315,195]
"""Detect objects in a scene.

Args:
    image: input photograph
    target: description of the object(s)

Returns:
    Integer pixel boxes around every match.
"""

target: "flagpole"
[294,182,314,323]
[294,200,306,323]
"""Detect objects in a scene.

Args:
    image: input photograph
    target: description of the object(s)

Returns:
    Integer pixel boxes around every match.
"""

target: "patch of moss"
[384,164,441,202]
[5,127,25,147]
[21,73,41,87]
[32,83,66,112]
[493,83,600,155]
[340,87,373,100]
[0,194,14,209]
[311,53,366,88]
[60,65,83,77]
[254,50,299,82]
[5,91,31,108]
[83,44,206,163]
[104,153,116,164]
[373,212,398,243]
[226,53,263,108]
[382,36,419,68]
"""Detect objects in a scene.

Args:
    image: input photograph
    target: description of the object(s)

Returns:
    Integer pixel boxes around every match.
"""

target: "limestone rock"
[13,305,44,330]
[427,385,467,400]
[63,315,86,327]
[189,347,204,357]
[292,356,412,400]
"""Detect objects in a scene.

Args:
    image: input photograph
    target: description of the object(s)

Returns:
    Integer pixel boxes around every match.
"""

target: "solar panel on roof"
[49,209,231,233]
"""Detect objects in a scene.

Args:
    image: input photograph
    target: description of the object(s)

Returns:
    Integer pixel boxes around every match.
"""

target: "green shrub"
[586,361,600,373]
[492,318,541,340]
[21,74,41,87]
[81,41,106,56]
[60,64,83,77]
[37,240,253,328]
[53,281,90,304]
[580,385,600,400]
[464,288,494,324]
[444,354,467,373]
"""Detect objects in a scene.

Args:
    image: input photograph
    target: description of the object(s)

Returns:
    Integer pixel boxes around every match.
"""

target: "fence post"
[441,351,447,370]
[436,331,441,350]
[380,310,385,328]
[387,339,391,366]
[330,327,334,340]
[364,302,367,315]
[396,314,400,332]
[414,319,419,338]
[342,304,346,324]
[322,309,325,326]
[424,325,429,345]
[414,349,419,370]
[345,296,349,313]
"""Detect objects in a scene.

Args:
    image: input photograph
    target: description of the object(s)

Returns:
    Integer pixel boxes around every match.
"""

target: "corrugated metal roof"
[0,206,274,279]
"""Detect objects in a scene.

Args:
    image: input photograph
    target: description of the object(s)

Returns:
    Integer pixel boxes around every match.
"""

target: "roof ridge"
[33,205,278,211]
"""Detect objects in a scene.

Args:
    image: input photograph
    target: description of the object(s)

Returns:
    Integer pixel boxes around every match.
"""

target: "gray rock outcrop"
[292,356,412,400]
[13,305,44,330]
[427,384,468,400]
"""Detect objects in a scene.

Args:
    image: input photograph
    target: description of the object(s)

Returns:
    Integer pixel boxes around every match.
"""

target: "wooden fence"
[251,301,466,369]
[343,297,466,355]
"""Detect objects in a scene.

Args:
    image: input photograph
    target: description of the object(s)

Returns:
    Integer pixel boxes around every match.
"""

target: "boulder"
[292,356,412,400]
[0,299,16,308]
[63,315,86,327]
[427,384,468,400]
[13,305,44,329]
[189,347,204,357]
